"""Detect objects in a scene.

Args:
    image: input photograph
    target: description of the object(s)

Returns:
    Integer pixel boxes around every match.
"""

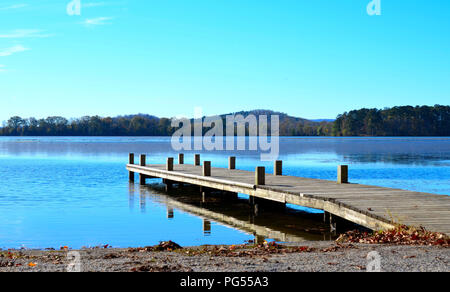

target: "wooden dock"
[126,154,450,235]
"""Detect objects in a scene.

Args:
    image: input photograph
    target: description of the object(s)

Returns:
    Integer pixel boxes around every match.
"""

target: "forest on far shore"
[1,105,449,137]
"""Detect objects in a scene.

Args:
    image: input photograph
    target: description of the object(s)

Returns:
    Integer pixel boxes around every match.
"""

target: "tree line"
[332,105,449,136]
[0,105,448,137]
[0,115,174,136]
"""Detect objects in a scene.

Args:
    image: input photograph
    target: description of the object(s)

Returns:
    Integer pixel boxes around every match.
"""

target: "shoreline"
[1,241,448,272]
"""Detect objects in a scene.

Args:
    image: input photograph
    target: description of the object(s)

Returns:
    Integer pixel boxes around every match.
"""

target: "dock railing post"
[255,166,265,186]
[194,154,201,166]
[167,157,174,171]
[178,153,184,165]
[203,161,211,177]
[139,154,146,185]
[140,154,146,166]
[229,156,236,170]
[274,160,282,176]
[337,165,348,184]
[129,153,135,182]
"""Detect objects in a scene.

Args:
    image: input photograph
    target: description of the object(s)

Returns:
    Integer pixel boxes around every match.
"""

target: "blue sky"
[0,0,449,122]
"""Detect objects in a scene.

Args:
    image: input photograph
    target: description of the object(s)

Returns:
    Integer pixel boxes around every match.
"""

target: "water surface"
[0,137,449,249]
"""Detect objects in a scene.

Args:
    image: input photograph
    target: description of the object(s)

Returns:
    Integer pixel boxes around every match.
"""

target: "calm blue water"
[0,137,449,249]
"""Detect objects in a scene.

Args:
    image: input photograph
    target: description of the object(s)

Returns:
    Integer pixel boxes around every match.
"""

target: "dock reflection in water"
[129,181,349,243]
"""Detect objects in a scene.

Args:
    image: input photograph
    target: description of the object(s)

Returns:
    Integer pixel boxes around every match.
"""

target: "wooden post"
[129,153,135,164]
[140,154,146,166]
[202,191,206,203]
[165,183,173,192]
[337,165,348,184]
[178,153,184,165]
[167,157,174,171]
[324,211,330,224]
[255,166,265,185]
[129,153,135,182]
[228,156,236,170]
[274,160,282,176]
[203,161,211,177]
[139,154,146,185]
[224,191,238,201]
[194,154,201,166]
[330,213,337,234]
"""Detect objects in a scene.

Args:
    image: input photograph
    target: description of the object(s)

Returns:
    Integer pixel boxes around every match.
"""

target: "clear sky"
[0,0,449,122]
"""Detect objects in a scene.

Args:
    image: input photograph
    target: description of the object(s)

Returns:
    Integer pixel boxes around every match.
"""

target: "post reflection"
[139,191,146,213]
[128,182,337,243]
[128,183,135,210]
[203,219,211,236]
[167,207,174,219]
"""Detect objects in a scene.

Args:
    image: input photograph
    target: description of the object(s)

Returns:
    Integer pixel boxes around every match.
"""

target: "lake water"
[0,137,449,249]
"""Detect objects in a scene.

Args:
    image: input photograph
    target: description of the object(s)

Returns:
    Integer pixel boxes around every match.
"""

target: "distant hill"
[215,109,330,136]
[310,119,335,123]
[224,109,311,123]
[1,105,448,136]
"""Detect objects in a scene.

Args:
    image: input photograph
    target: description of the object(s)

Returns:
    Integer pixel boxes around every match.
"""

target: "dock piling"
[253,202,259,216]
[255,166,265,186]
[167,157,174,171]
[338,165,349,184]
[274,160,283,176]
[178,153,184,165]
[194,154,201,166]
[201,191,206,203]
[139,154,146,185]
[163,178,173,190]
[329,213,337,234]
[203,161,211,177]
[229,156,236,170]
[128,153,135,182]
[324,211,332,225]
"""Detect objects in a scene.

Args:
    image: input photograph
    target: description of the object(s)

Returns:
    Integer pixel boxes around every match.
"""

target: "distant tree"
[332,105,450,136]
